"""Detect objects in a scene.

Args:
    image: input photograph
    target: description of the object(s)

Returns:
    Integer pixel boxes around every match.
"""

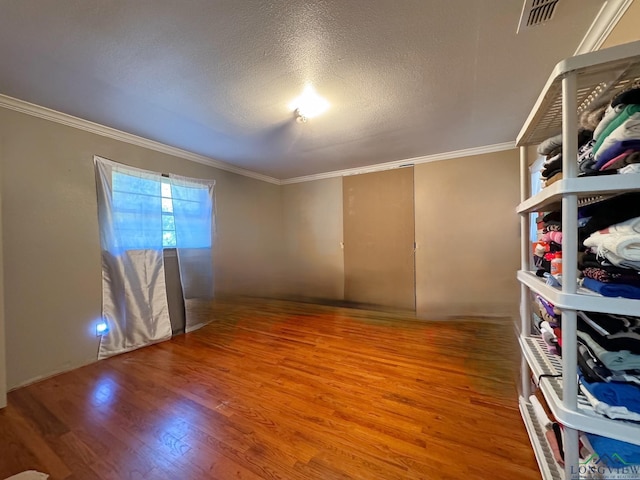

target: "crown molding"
[1,94,518,186]
[574,0,634,55]
[0,94,280,185]
[280,142,516,185]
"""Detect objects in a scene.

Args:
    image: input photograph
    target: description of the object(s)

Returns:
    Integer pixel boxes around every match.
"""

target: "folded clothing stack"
[535,87,640,191]
[533,211,562,277]
[580,201,640,298]
[538,134,564,187]
[537,130,593,188]
[586,88,640,174]
[577,310,640,427]
[577,193,640,298]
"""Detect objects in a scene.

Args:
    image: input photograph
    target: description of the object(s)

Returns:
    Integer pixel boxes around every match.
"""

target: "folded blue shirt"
[586,433,640,467]
[583,277,640,300]
[580,374,640,414]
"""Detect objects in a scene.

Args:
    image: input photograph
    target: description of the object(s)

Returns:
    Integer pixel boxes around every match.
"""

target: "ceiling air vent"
[517,0,560,33]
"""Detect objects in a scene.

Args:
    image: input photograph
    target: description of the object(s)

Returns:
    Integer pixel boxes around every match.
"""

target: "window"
[111,170,212,250]
[529,155,544,243]
[161,181,176,247]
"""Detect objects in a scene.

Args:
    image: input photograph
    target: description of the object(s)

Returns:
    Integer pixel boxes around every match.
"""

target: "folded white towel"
[604,234,640,262]
[594,103,626,141]
[620,163,640,175]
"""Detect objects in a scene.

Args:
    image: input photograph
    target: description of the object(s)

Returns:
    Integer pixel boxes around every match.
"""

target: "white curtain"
[94,157,217,358]
[94,157,172,359]
[169,174,216,332]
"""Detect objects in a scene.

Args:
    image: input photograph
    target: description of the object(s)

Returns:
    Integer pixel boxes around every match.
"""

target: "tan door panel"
[343,167,415,310]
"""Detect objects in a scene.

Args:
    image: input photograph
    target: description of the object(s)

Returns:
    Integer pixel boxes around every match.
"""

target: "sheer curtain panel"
[94,156,172,359]
[169,174,216,332]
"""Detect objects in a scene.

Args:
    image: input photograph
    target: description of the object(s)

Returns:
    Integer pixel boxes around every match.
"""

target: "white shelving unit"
[518,270,640,316]
[521,337,640,445]
[516,40,640,480]
[520,396,565,480]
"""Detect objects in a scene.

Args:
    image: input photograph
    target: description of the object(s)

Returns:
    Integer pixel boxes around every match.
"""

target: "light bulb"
[288,85,329,120]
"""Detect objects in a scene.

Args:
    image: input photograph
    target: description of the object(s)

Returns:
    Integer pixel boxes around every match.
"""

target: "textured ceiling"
[0,0,607,179]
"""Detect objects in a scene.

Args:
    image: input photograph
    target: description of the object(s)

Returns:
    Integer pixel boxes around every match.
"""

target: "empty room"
[1,1,640,479]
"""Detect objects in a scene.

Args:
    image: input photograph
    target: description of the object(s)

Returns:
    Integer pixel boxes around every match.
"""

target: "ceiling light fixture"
[289,85,329,123]
[294,108,308,123]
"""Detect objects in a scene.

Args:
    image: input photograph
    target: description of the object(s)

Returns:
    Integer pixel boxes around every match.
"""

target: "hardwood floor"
[0,298,540,480]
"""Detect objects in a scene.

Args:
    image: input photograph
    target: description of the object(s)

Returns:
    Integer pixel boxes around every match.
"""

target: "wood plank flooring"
[0,298,541,480]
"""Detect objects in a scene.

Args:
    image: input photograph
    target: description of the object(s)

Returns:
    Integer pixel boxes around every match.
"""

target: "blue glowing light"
[96,320,109,336]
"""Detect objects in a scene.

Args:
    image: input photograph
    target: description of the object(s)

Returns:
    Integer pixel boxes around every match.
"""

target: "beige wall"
[415,149,521,319]
[279,150,521,318]
[601,1,640,49]
[214,172,284,298]
[0,141,5,407]
[0,107,283,389]
[281,178,344,301]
